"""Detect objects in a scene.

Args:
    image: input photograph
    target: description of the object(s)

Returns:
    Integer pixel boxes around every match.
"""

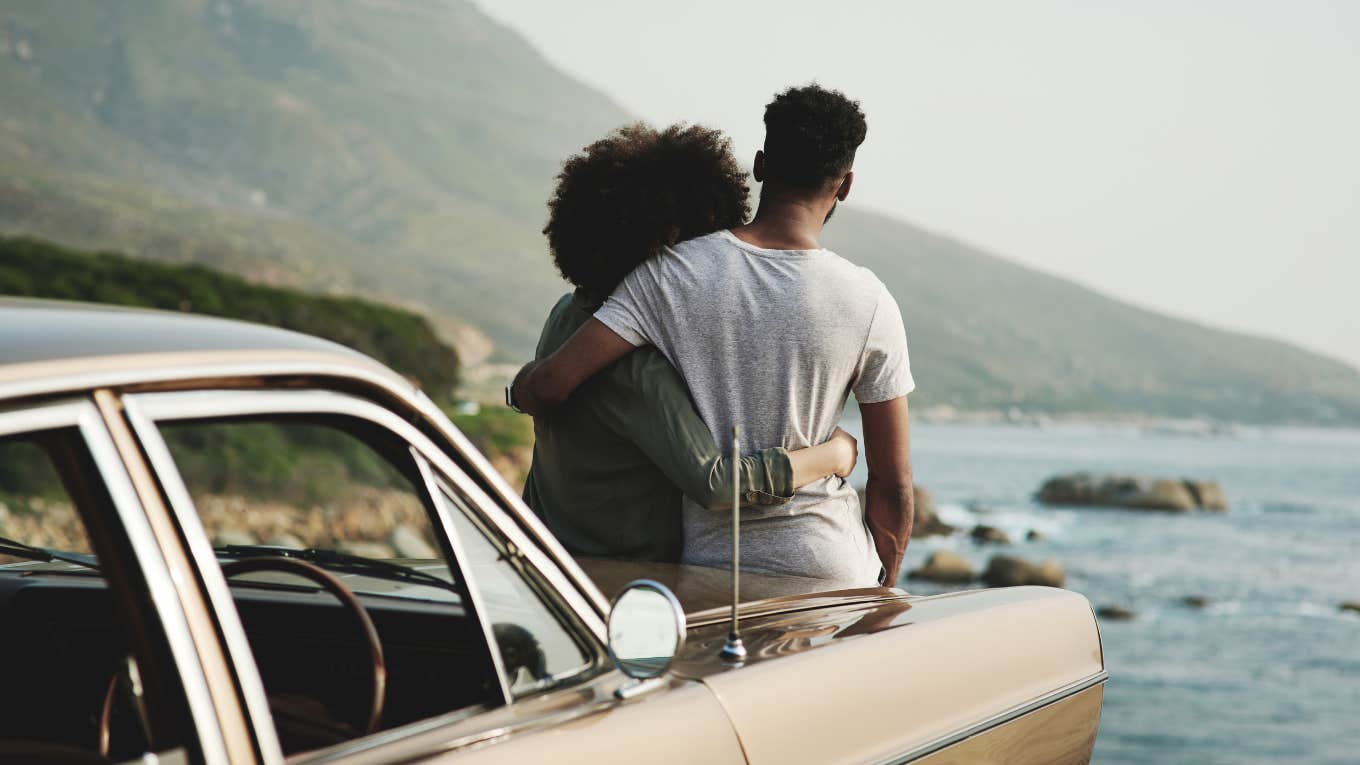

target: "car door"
[0,397,229,764]
[121,387,746,765]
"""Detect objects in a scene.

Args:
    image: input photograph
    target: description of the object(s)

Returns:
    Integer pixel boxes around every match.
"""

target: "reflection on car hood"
[576,558,907,626]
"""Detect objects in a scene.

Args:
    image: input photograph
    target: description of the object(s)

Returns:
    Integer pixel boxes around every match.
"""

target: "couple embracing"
[510,85,915,588]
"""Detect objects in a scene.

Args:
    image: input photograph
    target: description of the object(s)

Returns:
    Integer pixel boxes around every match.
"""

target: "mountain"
[0,0,629,352]
[823,211,1360,423]
[2,0,1358,424]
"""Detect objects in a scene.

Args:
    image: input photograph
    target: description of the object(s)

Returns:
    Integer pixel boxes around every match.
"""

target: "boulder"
[1036,473,1223,512]
[1127,479,1198,512]
[1025,529,1046,542]
[1341,601,1360,615]
[1182,595,1211,609]
[911,486,955,538]
[908,550,976,583]
[1096,605,1137,621]
[981,555,1066,588]
[1183,480,1228,511]
[970,525,1011,545]
[1030,559,1067,587]
[390,525,438,558]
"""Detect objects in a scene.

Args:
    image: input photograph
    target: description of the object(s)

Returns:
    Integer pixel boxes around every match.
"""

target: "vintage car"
[0,299,1106,764]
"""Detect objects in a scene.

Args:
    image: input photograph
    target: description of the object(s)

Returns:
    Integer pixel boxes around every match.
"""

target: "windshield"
[157,416,461,604]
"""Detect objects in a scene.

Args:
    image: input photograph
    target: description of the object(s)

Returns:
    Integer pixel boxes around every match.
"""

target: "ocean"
[840,421,1360,765]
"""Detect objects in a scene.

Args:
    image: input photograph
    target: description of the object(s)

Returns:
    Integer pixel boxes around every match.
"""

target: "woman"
[521,123,856,562]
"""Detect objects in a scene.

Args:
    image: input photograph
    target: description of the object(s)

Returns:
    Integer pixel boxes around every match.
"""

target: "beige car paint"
[689,587,1103,764]
[914,685,1103,765]
[94,389,262,765]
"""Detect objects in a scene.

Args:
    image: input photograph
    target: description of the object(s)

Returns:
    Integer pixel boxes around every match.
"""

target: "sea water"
[840,421,1360,765]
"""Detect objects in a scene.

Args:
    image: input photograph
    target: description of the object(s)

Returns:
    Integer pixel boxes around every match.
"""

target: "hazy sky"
[480,0,1359,369]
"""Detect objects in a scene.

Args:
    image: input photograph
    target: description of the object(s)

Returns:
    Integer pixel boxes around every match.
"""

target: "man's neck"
[730,195,831,251]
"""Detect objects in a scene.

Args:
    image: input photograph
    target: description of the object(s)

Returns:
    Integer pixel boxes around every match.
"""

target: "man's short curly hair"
[762,84,867,192]
[544,123,750,301]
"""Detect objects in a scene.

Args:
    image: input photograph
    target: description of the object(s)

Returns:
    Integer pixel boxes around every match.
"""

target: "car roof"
[0,298,362,365]
[0,298,396,401]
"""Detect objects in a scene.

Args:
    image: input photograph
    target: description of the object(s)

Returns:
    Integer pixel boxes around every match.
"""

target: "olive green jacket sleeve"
[604,354,795,510]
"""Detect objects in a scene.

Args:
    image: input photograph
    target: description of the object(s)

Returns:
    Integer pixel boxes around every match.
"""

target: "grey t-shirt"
[595,230,914,586]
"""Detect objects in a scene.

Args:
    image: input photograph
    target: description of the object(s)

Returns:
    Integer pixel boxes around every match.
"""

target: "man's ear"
[753,150,766,183]
[836,171,854,201]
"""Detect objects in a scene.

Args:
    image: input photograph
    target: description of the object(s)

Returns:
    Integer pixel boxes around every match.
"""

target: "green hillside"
[0,0,629,350]
[0,236,460,399]
[1,1,1358,424]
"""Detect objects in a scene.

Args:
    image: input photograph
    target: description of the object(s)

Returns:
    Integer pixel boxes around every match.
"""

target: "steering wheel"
[220,557,388,736]
[98,558,386,754]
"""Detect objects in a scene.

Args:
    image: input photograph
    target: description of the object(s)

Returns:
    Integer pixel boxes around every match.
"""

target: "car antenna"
[720,425,748,663]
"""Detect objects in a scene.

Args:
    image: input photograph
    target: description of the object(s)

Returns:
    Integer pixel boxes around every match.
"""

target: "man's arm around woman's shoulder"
[512,318,636,414]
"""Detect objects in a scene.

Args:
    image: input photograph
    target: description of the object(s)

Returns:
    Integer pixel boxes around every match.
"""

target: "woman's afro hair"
[544,123,750,300]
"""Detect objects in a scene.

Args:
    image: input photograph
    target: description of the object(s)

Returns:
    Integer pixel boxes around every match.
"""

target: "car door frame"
[0,396,236,765]
[118,386,618,764]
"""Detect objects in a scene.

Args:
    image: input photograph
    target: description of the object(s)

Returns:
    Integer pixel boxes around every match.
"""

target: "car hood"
[576,557,908,627]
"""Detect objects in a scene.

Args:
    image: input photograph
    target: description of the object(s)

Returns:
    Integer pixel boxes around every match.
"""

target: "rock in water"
[1132,479,1198,511]
[970,525,1011,544]
[908,550,976,583]
[911,486,955,538]
[982,555,1066,588]
[1096,605,1137,621]
[1341,601,1360,615]
[1026,529,1046,542]
[1031,560,1066,587]
[1036,472,1219,512]
[1182,595,1211,609]
[1183,480,1228,511]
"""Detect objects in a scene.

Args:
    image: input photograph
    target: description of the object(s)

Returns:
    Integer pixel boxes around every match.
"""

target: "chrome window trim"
[426,472,601,693]
[870,670,1109,765]
[122,396,286,765]
[412,451,515,705]
[0,356,613,620]
[126,388,607,641]
[0,400,230,765]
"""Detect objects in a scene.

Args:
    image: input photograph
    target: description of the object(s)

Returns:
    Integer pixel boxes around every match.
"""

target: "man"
[512,84,915,586]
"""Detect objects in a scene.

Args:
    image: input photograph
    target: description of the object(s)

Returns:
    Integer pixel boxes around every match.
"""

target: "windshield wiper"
[0,534,101,571]
[213,545,458,595]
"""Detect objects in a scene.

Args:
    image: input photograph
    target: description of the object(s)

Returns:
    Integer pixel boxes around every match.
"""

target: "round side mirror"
[606,580,686,680]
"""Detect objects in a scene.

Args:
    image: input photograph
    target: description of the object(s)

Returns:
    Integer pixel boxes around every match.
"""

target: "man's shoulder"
[818,247,889,292]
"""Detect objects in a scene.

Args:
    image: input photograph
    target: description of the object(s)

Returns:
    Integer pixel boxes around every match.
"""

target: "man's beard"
[824,200,838,224]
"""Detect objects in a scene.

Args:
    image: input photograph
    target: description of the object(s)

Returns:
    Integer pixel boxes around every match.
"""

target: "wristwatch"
[505,384,525,414]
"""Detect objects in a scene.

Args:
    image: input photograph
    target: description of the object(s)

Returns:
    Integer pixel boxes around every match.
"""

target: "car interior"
[0,417,543,762]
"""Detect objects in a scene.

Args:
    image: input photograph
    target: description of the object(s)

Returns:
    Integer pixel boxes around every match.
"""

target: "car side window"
[0,425,196,763]
[156,415,503,755]
[433,481,595,698]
